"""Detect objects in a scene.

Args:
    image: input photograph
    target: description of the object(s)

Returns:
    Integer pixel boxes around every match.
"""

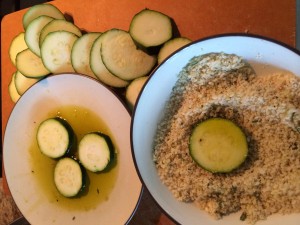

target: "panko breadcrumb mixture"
[153,53,300,224]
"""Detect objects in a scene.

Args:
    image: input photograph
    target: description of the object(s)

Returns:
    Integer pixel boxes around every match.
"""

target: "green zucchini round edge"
[36,117,74,159]
[40,30,79,74]
[129,8,173,48]
[54,157,85,197]
[22,3,65,29]
[157,37,192,64]
[89,32,130,87]
[189,118,248,173]
[100,28,157,80]
[78,132,114,172]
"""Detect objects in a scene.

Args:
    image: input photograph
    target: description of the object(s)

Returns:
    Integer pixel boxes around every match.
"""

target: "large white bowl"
[131,34,300,225]
[4,74,142,225]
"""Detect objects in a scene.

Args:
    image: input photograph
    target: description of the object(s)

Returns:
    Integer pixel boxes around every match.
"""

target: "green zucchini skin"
[129,9,172,48]
[54,157,86,198]
[37,117,75,159]
[16,48,50,78]
[39,19,82,47]
[24,15,54,57]
[22,3,65,29]
[78,132,115,172]
[189,118,248,173]
[40,31,79,74]
[157,37,192,64]
[100,29,157,81]
[71,32,102,78]
[89,33,130,87]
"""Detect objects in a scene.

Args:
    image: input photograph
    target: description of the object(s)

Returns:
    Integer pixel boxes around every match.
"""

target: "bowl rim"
[130,33,300,224]
[3,73,143,225]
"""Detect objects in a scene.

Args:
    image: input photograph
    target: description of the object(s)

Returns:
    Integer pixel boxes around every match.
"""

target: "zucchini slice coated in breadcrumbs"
[189,118,248,173]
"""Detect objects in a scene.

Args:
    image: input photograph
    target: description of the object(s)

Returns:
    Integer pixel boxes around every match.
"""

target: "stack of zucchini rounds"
[8,4,192,108]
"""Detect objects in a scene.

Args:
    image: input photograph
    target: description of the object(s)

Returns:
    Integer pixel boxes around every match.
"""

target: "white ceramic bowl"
[4,74,142,225]
[131,34,300,225]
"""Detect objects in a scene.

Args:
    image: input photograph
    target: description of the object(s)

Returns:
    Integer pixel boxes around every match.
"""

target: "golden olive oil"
[29,105,118,211]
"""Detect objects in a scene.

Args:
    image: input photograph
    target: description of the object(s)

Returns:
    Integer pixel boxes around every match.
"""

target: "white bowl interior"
[132,35,300,225]
[4,74,142,225]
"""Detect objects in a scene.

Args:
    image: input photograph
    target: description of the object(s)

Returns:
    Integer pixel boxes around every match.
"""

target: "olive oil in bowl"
[29,105,118,211]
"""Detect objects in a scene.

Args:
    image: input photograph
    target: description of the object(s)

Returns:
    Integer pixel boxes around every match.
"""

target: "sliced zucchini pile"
[189,118,248,173]
[8,4,83,102]
[8,4,192,108]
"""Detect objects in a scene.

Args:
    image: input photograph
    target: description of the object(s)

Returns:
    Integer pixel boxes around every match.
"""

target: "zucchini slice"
[54,157,84,197]
[37,117,74,159]
[90,33,129,87]
[40,31,79,74]
[9,32,28,66]
[39,19,82,47]
[125,76,148,110]
[78,132,114,172]
[189,118,248,173]
[14,70,40,95]
[129,9,172,48]
[158,37,192,64]
[25,15,55,56]
[8,72,21,103]
[22,3,65,29]
[71,32,102,78]
[101,29,157,80]
[16,48,50,78]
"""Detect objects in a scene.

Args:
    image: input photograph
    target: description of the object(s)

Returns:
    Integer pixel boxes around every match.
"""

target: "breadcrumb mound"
[153,53,300,224]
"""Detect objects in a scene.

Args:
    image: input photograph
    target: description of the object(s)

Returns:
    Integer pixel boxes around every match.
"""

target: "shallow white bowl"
[4,74,142,225]
[131,34,300,225]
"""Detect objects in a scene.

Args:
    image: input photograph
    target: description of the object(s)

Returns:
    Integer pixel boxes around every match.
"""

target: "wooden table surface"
[1,0,296,224]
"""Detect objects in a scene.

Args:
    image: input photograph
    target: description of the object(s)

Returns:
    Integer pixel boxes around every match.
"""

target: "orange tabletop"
[1,0,296,224]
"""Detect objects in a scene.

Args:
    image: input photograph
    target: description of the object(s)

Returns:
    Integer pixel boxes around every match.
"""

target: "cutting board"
[1,0,296,224]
